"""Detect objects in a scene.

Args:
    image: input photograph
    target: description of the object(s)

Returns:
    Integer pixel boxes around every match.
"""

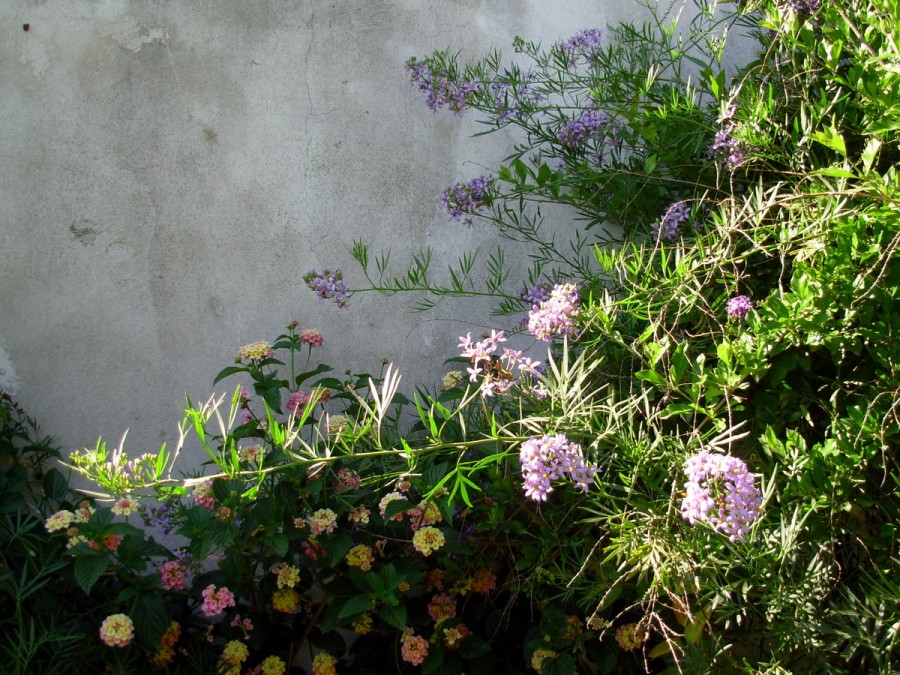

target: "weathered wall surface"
[1,1,746,464]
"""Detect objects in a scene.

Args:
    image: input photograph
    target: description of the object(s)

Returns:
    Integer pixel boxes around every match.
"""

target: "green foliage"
[23,0,900,672]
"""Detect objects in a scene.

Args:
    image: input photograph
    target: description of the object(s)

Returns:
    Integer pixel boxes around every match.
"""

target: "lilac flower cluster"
[441,174,494,226]
[707,104,747,169]
[557,109,615,149]
[519,434,598,502]
[558,29,604,67]
[520,281,552,305]
[405,57,480,115]
[304,269,350,308]
[680,449,762,542]
[458,330,544,398]
[490,73,542,123]
[726,295,753,319]
[786,0,821,15]
[527,283,581,342]
[140,500,180,536]
[652,200,693,242]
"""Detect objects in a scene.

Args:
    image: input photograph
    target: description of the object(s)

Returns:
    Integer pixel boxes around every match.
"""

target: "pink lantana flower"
[201,584,236,616]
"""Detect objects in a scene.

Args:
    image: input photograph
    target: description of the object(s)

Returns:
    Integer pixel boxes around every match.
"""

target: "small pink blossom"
[299,330,325,347]
[193,480,216,510]
[201,584,236,616]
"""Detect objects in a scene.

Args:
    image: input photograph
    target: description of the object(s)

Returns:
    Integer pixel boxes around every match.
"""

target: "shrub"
[50,0,900,672]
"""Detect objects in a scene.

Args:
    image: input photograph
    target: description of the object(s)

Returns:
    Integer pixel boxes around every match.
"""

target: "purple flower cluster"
[558,29,604,67]
[520,281,552,305]
[490,73,542,123]
[140,500,180,536]
[458,330,544,398]
[786,0,821,15]
[557,109,615,149]
[405,57,480,115]
[519,434,598,501]
[726,295,753,319]
[652,200,693,242]
[680,449,762,542]
[707,104,746,169]
[527,283,581,342]
[441,174,494,226]
[304,269,350,308]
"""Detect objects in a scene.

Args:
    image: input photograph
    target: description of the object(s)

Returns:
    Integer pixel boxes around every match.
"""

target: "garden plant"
[6,0,900,672]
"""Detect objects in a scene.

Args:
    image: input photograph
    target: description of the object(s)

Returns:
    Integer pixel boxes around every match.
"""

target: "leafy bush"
[0,394,105,674]
[40,0,900,672]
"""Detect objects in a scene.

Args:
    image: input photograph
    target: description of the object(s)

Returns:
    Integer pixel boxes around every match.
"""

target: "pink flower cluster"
[527,283,581,342]
[680,449,762,542]
[401,630,429,665]
[286,388,331,416]
[201,584,236,616]
[193,480,216,510]
[458,330,543,398]
[519,434,598,502]
[299,329,324,347]
[158,554,191,591]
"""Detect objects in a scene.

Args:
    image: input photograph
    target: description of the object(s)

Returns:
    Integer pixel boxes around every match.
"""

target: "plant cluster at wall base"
[23,0,900,672]
[0,394,109,675]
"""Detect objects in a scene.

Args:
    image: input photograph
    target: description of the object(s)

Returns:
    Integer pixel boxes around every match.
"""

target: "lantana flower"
[201,584,236,616]
[272,587,300,613]
[46,510,75,532]
[237,341,274,363]
[272,562,301,589]
[309,508,338,535]
[221,640,249,667]
[311,652,338,675]
[346,544,375,571]
[400,630,429,665]
[428,593,457,624]
[99,613,134,648]
[412,526,446,556]
[253,656,287,675]
[111,497,139,516]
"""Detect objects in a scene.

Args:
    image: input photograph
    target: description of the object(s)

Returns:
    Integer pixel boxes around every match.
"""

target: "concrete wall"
[1,0,742,464]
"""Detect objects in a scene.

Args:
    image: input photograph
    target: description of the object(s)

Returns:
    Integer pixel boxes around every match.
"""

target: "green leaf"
[295,363,333,386]
[810,123,847,157]
[459,635,492,658]
[684,604,712,644]
[337,594,373,619]
[326,533,355,567]
[659,402,700,419]
[421,644,445,673]
[213,365,247,385]
[74,554,109,595]
[269,533,289,557]
[42,468,69,502]
[89,508,114,529]
[541,651,576,675]
[380,602,407,630]
[635,369,666,388]
[131,592,168,650]
[536,163,553,187]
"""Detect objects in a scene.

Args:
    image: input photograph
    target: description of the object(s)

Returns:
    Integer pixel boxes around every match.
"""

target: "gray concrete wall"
[1,0,741,463]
